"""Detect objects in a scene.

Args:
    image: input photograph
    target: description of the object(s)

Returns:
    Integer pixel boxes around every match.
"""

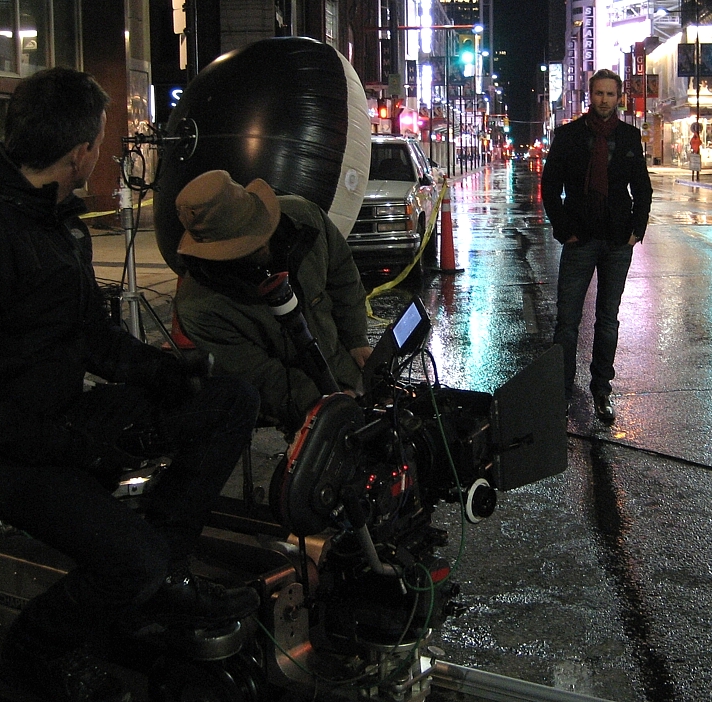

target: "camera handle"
[257,272,340,395]
[341,487,402,581]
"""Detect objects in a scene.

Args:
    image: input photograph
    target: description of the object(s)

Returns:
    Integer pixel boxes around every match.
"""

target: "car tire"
[405,220,428,283]
[423,219,438,267]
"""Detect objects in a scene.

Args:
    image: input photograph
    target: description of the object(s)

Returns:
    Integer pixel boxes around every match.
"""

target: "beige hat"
[175,170,281,261]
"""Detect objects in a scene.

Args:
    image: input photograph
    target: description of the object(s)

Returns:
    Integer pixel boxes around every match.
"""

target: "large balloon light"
[154,37,371,274]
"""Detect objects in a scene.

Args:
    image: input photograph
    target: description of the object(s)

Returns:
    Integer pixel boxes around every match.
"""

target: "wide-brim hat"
[175,170,281,261]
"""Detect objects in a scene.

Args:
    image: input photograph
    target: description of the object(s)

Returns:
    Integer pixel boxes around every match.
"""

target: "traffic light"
[459,36,475,65]
[392,99,404,134]
[377,99,388,119]
[459,35,475,78]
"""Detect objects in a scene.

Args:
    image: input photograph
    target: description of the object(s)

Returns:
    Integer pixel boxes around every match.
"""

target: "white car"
[347,135,441,277]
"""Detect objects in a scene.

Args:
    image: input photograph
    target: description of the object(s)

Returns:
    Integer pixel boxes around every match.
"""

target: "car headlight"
[375,204,412,217]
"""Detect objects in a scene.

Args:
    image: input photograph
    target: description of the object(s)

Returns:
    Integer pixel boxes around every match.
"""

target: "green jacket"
[176,195,368,431]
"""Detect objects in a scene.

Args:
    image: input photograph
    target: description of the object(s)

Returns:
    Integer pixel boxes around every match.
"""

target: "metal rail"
[431,660,614,702]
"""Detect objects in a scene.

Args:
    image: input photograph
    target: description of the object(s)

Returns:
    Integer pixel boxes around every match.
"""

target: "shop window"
[52,0,78,69]
[0,1,16,74]
[325,0,337,48]
[0,0,77,77]
[20,0,50,76]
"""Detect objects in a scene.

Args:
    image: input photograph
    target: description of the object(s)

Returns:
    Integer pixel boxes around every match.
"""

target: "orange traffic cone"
[436,178,463,274]
[162,277,196,350]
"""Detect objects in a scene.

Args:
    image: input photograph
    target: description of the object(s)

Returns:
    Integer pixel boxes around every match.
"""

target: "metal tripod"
[116,171,182,356]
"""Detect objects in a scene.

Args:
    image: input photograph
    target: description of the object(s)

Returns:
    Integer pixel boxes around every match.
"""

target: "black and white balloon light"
[154,37,371,274]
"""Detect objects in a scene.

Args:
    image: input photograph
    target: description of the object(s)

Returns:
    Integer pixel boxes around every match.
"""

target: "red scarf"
[584,109,618,200]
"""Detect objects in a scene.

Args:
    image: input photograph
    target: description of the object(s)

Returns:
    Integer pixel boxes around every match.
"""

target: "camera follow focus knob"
[465,479,496,524]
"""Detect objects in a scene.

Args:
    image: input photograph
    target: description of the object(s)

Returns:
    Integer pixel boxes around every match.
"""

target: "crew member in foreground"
[0,67,260,702]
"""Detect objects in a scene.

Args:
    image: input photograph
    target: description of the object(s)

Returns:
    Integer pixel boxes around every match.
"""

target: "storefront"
[0,1,152,213]
[647,27,712,169]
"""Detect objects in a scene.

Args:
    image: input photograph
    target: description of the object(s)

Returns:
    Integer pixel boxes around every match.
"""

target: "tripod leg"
[138,293,185,358]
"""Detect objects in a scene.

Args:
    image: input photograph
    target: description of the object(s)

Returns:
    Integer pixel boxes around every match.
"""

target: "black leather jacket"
[541,115,653,245]
[0,146,169,451]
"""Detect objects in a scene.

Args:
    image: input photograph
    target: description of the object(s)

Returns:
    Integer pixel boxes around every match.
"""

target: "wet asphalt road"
[362,162,712,702]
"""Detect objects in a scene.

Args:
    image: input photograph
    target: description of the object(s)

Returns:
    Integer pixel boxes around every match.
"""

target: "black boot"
[1,621,131,702]
[593,391,615,423]
[140,563,260,629]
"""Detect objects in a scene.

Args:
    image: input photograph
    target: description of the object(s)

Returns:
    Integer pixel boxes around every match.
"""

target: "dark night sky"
[494,0,549,147]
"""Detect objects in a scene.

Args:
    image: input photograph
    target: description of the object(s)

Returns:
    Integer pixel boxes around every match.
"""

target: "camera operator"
[0,68,260,702]
[174,169,372,435]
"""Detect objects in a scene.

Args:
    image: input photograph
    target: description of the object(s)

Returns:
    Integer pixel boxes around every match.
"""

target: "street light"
[690,0,702,180]
[659,1,704,176]
[473,25,484,165]
[669,2,702,150]
[473,24,484,97]
[653,5,683,41]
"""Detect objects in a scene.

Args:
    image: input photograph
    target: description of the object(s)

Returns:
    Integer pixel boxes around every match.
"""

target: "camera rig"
[0,285,567,701]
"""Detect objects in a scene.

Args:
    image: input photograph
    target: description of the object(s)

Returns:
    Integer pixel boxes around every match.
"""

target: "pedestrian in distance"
[0,67,261,702]
[541,68,653,422]
[174,169,372,436]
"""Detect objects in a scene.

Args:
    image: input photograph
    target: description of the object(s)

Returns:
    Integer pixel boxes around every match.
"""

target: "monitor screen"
[391,296,430,356]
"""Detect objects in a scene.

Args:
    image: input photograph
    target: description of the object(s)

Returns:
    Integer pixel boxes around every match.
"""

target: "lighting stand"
[113,119,198,355]
[116,161,182,356]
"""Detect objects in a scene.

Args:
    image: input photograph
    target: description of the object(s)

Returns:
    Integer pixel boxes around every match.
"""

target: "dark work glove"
[145,352,211,410]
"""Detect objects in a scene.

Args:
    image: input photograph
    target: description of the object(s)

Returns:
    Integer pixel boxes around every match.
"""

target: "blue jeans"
[553,238,633,400]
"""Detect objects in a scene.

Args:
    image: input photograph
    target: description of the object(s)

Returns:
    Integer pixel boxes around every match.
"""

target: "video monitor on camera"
[362,296,431,402]
[391,295,431,356]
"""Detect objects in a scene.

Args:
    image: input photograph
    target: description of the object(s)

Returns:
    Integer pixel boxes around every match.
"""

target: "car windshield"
[369,144,415,181]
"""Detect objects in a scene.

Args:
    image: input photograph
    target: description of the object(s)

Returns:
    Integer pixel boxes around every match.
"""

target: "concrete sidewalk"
[648,164,712,188]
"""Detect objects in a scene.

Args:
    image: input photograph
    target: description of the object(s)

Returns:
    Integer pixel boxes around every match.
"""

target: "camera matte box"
[489,345,567,491]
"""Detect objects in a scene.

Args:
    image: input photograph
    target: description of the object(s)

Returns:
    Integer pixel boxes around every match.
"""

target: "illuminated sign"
[169,87,183,108]
[549,63,563,103]
[583,5,594,72]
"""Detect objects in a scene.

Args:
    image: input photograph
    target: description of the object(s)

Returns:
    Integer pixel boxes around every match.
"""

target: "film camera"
[0,280,566,702]
[196,275,565,700]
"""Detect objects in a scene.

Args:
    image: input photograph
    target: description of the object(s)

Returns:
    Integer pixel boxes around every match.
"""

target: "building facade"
[0,0,512,215]
[548,0,712,169]
[0,1,152,213]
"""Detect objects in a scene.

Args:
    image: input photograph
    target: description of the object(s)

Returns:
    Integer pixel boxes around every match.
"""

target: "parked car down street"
[347,135,442,278]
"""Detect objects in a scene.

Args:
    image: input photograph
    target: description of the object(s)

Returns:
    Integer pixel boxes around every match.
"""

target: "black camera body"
[245,293,568,697]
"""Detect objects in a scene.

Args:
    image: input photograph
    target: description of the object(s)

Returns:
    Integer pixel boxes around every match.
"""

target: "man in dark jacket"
[541,68,652,422]
[0,68,259,702]
[174,170,371,435]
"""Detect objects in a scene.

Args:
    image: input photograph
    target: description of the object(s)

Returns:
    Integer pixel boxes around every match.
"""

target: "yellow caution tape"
[80,198,154,220]
[365,183,448,323]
